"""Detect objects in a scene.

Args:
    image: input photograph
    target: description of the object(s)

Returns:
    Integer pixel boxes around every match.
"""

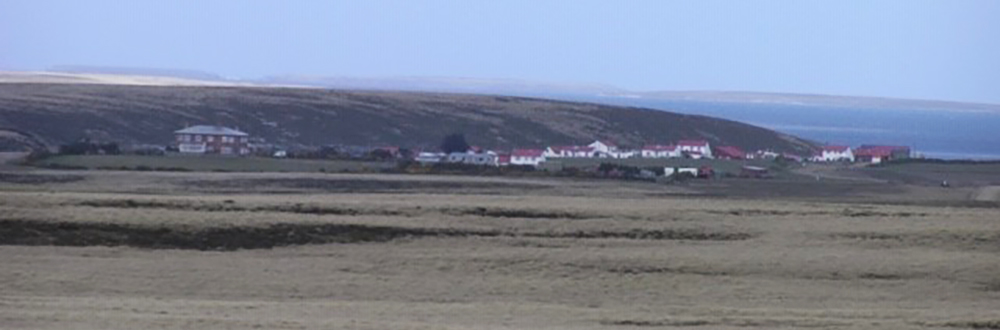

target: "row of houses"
[416,139,758,167]
[543,140,717,159]
[171,125,911,166]
[169,125,791,167]
[814,145,912,164]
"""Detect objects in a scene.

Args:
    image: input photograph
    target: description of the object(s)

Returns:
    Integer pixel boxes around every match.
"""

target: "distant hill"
[4,70,995,112]
[251,75,1000,113]
[260,75,622,98]
[0,83,816,154]
[48,65,226,82]
[0,71,255,87]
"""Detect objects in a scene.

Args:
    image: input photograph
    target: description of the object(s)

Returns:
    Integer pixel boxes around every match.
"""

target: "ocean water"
[575,96,1000,160]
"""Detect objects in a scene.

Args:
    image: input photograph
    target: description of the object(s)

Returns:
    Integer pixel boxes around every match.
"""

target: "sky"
[1,0,998,103]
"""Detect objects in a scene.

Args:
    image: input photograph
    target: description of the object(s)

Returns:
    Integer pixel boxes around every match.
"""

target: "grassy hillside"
[34,155,393,173]
[0,83,816,153]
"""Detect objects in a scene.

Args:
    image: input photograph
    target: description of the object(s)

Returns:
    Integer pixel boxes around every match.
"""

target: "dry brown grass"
[1,170,999,329]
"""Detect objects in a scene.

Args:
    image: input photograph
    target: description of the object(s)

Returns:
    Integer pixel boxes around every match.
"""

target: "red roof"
[512,149,544,157]
[854,148,893,157]
[642,144,677,151]
[821,145,850,152]
[855,145,909,158]
[497,154,511,164]
[714,146,746,159]
[678,140,710,147]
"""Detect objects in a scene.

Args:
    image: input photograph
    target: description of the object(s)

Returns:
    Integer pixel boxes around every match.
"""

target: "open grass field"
[33,154,394,173]
[1,168,998,329]
[861,162,1000,187]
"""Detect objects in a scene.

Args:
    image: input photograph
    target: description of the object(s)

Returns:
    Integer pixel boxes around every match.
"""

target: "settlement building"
[641,145,679,158]
[447,152,498,166]
[588,140,617,157]
[677,140,713,158]
[415,152,445,164]
[174,125,250,155]
[545,145,596,158]
[511,149,546,166]
[854,145,910,164]
[814,145,854,162]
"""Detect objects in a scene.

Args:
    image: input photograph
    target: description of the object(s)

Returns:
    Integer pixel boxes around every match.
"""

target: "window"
[207,136,214,142]
[195,135,202,142]
[240,137,248,143]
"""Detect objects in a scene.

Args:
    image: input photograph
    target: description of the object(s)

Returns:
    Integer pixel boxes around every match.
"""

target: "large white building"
[641,144,680,158]
[677,140,712,158]
[174,125,250,155]
[545,145,596,158]
[588,140,616,156]
[447,152,498,166]
[814,146,854,162]
[511,149,546,166]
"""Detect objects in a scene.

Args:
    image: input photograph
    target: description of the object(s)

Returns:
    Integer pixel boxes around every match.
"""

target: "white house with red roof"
[677,140,712,158]
[813,145,854,162]
[545,145,596,158]
[511,149,546,166]
[854,145,910,164]
[174,125,250,155]
[641,144,679,158]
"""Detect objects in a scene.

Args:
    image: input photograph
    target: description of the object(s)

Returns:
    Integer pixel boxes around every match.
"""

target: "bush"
[24,149,53,163]
[41,163,88,170]
[440,134,470,154]
[58,140,120,155]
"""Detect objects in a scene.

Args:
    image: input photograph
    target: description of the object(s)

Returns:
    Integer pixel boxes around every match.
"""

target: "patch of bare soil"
[693,179,903,200]
[704,208,928,217]
[831,231,1000,251]
[76,199,600,219]
[77,199,406,216]
[602,317,850,328]
[921,320,1000,329]
[0,219,457,250]
[447,206,593,219]
[0,220,753,251]
[0,172,84,184]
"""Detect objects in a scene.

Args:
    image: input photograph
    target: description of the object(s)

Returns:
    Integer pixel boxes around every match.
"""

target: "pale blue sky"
[1,0,998,103]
